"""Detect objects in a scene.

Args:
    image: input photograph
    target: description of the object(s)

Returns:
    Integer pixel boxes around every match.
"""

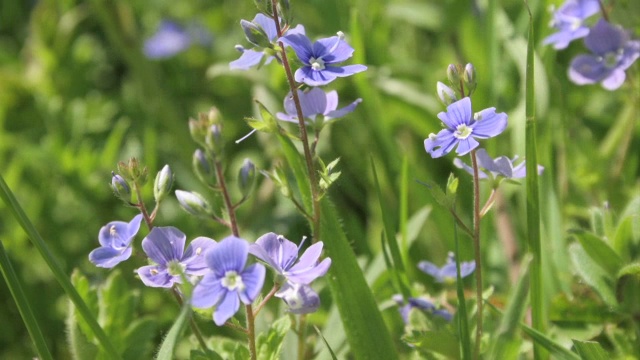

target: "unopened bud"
[117,157,148,185]
[447,64,461,86]
[205,124,223,155]
[208,107,221,125]
[237,158,256,197]
[240,19,271,48]
[175,190,212,217]
[193,149,216,186]
[153,165,174,203]
[276,282,320,314]
[463,63,477,95]
[189,118,207,145]
[110,172,131,202]
[436,82,458,106]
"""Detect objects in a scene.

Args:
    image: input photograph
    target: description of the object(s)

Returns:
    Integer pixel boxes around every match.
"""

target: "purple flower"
[418,253,475,284]
[249,233,331,285]
[279,32,367,86]
[136,227,215,288]
[392,295,452,323]
[230,14,304,70]
[276,88,362,125]
[542,0,600,49]
[569,19,640,90]
[425,97,508,158]
[453,148,544,180]
[89,214,143,268]
[143,21,211,59]
[192,236,265,326]
[275,282,321,314]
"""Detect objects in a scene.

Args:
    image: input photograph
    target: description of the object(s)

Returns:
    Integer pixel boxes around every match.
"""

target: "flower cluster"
[143,21,211,59]
[543,1,640,90]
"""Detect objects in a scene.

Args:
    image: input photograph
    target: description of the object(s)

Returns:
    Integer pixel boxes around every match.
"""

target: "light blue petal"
[425,130,457,158]
[89,246,132,268]
[295,66,336,86]
[252,13,277,41]
[192,274,225,309]
[205,236,248,276]
[438,97,472,129]
[142,226,186,266]
[326,98,362,120]
[287,257,331,285]
[182,237,216,275]
[455,137,480,156]
[279,33,313,63]
[213,291,240,326]
[137,265,175,288]
[417,261,442,282]
[230,50,265,70]
[238,263,266,304]
[471,108,507,139]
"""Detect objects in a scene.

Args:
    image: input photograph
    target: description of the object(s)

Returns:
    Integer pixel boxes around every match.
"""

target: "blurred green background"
[1,0,639,358]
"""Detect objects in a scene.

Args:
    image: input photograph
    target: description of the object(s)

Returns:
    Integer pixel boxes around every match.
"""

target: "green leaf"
[66,300,98,360]
[572,340,609,360]
[520,324,580,360]
[568,243,617,307]
[615,262,640,315]
[319,197,398,360]
[190,349,224,360]
[156,301,191,360]
[256,316,291,360]
[70,270,99,343]
[99,270,134,351]
[571,230,623,277]
[314,326,338,360]
[122,318,157,360]
[419,179,455,209]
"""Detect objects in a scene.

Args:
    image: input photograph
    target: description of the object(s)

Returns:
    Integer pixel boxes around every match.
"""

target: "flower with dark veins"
[542,0,600,49]
[89,214,143,268]
[453,148,544,180]
[418,252,475,284]
[276,88,362,125]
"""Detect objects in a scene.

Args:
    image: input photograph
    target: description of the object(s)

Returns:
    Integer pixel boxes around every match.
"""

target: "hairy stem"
[470,149,484,359]
[214,159,239,237]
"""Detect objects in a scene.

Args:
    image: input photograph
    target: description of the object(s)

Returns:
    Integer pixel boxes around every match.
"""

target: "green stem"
[171,287,209,351]
[470,149,483,359]
[271,1,321,242]
[245,304,257,360]
[297,314,308,360]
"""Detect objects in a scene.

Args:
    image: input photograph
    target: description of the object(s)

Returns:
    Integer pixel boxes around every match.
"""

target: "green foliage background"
[1,0,639,358]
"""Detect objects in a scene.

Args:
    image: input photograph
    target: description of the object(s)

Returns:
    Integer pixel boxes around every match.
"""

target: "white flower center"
[109,225,117,237]
[454,124,473,139]
[602,50,622,68]
[309,57,325,71]
[221,271,245,291]
[167,260,186,277]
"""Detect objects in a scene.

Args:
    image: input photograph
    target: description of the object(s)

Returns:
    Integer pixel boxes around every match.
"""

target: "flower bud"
[205,124,223,155]
[193,149,216,186]
[463,63,477,95]
[240,19,271,48]
[436,82,458,106]
[189,118,207,145]
[275,282,320,314]
[208,107,221,125]
[153,165,174,203]
[110,172,131,202]
[237,158,256,198]
[447,64,461,86]
[117,157,148,185]
[175,190,212,217]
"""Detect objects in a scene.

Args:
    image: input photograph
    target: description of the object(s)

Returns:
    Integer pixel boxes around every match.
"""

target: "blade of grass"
[0,174,121,359]
[0,240,54,360]
[523,2,545,359]
[453,206,472,360]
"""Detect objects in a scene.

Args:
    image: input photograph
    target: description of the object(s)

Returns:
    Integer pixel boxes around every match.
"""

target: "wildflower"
[542,0,600,49]
[230,14,305,70]
[452,148,544,180]
[143,21,210,59]
[249,232,331,285]
[569,19,640,90]
[276,88,362,125]
[275,281,321,314]
[425,97,508,158]
[279,32,367,86]
[136,227,215,288]
[392,295,452,324]
[89,214,143,268]
[192,236,265,326]
[418,252,475,284]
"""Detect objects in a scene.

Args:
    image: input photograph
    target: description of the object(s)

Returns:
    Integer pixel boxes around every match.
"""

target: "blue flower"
[453,148,544,180]
[542,0,600,49]
[569,19,640,90]
[275,282,321,314]
[418,252,475,284]
[392,295,452,324]
[279,32,367,86]
[89,214,143,268]
[136,227,215,288]
[230,14,305,70]
[143,21,211,59]
[276,88,362,125]
[425,97,508,158]
[249,233,331,285]
[192,236,265,326]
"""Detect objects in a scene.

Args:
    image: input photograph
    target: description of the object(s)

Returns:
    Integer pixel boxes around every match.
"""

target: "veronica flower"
[569,19,640,90]
[89,214,143,268]
[192,236,265,326]
[136,227,215,288]
[425,97,508,158]
[542,0,600,49]
[143,21,210,59]
[392,295,452,323]
[230,14,304,70]
[275,282,321,314]
[453,148,544,180]
[418,252,475,284]
[279,32,367,86]
[276,88,362,125]
[249,232,331,285]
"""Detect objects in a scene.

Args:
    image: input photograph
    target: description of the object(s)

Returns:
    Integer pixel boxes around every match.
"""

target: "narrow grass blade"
[0,240,54,360]
[314,325,339,360]
[371,157,411,298]
[523,2,545,359]
[572,340,609,360]
[453,209,471,360]
[0,174,121,359]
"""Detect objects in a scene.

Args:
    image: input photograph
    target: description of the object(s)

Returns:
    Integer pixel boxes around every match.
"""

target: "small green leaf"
[100,270,134,350]
[569,243,617,307]
[404,329,460,359]
[571,230,623,276]
[419,179,455,209]
[122,318,157,360]
[256,316,291,360]
[70,270,99,343]
[616,262,640,315]
[572,340,609,360]
[156,301,190,360]
[520,324,580,360]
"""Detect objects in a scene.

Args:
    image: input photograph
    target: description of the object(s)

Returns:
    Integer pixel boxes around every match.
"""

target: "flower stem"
[297,314,308,360]
[133,182,153,230]
[254,284,280,316]
[214,159,239,237]
[470,149,483,359]
[271,1,321,242]
[245,304,258,359]
[171,287,209,351]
